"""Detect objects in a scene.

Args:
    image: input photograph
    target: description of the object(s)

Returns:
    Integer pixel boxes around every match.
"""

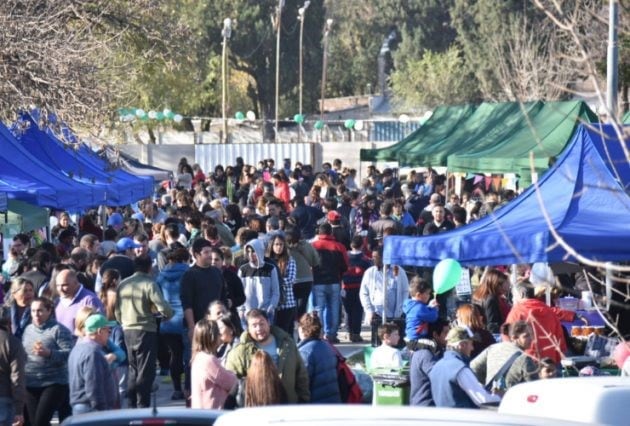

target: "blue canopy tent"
[0,122,105,209]
[16,114,154,205]
[383,124,630,267]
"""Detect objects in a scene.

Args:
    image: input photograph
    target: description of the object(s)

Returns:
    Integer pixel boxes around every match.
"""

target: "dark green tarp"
[447,101,597,182]
[360,100,597,186]
[359,104,476,162]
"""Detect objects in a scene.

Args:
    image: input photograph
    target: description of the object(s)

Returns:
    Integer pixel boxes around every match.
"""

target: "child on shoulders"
[403,277,439,351]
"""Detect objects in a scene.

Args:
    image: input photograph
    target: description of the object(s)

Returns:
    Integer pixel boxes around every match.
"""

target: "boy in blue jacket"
[403,277,439,350]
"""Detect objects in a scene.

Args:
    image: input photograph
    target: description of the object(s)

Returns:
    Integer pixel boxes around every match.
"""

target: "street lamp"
[320,19,333,124]
[274,0,285,142]
[298,1,310,117]
[222,18,232,144]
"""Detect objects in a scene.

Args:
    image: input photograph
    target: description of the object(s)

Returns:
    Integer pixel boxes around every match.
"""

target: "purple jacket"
[55,286,104,334]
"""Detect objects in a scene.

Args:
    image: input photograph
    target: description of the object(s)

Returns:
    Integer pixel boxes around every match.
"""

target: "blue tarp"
[383,124,630,267]
[0,122,104,209]
[16,114,153,205]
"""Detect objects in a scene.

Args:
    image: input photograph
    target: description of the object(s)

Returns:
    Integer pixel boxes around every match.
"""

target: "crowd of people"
[0,155,626,424]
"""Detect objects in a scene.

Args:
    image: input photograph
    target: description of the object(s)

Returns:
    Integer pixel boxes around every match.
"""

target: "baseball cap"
[446,326,474,345]
[327,210,341,222]
[84,314,117,334]
[107,212,124,227]
[116,237,142,252]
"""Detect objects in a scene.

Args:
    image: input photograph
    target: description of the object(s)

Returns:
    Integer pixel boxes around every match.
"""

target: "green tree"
[390,46,479,109]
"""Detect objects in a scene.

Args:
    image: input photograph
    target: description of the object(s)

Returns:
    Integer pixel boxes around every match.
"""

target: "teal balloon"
[235,111,245,120]
[314,120,324,130]
[293,114,305,124]
[344,119,356,130]
[432,259,462,294]
[155,112,165,121]
[166,111,175,120]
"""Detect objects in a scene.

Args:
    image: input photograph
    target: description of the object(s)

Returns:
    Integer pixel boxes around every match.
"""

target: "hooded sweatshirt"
[238,239,280,315]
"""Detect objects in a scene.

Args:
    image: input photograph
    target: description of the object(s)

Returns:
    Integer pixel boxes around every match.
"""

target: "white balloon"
[173,114,183,123]
[148,110,157,119]
[163,108,172,116]
[246,110,256,121]
[135,109,145,117]
[354,120,364,131]
[398,114,410,123]
[423,110,433,119]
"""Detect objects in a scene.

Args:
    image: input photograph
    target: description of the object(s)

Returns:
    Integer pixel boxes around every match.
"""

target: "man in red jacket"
[505,282,566,365]
[311,223,349,344]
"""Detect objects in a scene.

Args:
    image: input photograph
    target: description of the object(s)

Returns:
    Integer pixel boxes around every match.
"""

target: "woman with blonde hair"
[455,304,496,358]
[244,350,287,407]
[3,277,35,338]
[190,319,238,409]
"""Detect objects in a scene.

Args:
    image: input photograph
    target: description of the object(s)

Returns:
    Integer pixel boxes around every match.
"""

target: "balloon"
[344,119,355,130]
[148,110,157,119]
[354,120,364,131]
[293,114,305,124]
[433,259,462,294]
[162,108,172,117]
[314,120,324,130]
[155,112,165,121]
[165,111,175,120]
[246,110,256,121]
[235,111,245,121]
[173,114,183,123]
[398,114,410,123]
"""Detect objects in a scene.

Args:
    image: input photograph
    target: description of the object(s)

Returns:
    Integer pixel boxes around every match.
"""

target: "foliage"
[390,46,479,109]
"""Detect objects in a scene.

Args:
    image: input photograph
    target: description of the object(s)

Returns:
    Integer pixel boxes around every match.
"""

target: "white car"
[499,376,630,425]
[214,405,583,426]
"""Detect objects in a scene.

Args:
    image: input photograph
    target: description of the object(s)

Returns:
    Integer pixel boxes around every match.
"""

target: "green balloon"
[293,114,305,124]
[166,111,175,120]
[432,259,462,294]
[344,119,356,130]
[314,120,324,130]
[235,111,245,120]
[155,112,165,121]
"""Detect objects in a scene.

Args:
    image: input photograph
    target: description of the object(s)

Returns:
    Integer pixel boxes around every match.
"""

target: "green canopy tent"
[446,101,597,185]
[397,101,543,168]
[0,199,49,237]
[359,104,476,162]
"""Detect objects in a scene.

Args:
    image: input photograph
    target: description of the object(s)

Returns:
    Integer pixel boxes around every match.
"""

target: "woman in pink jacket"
[190,319,238,409]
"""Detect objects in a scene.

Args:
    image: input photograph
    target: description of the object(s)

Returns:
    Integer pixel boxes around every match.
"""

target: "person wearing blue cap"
[68,313,118,414]
[94,238,140,294]
[106,212,124,232]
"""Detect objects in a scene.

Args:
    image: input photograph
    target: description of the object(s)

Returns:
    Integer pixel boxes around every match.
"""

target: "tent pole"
[444,169,449,199]
[382,264,387,325]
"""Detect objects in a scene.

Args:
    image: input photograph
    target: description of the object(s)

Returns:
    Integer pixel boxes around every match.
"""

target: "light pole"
[320,19,333,124]
[222,18,232,144]
[274,0,284,142]
[298,1,310,117]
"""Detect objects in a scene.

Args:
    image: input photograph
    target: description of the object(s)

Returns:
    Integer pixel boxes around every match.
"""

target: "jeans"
[71,403,93,415]
[312,283,341,338]
[0,397,13,426]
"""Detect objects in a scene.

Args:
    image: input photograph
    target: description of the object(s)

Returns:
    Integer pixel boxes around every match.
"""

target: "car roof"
[213,405,584,426]
[499,376,630,424]
[60,407,223,425]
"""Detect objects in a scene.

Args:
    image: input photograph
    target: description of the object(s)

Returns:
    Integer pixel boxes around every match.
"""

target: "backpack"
[331,345,363,403]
